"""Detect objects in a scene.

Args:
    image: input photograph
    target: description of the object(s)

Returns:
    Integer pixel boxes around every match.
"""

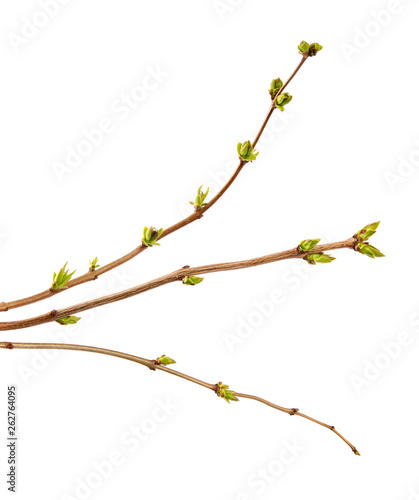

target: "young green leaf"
[355,243,385,259]
[304,253,336,265]
[142,226,163,247]
[237,141,259,162]
[275,93,293,111]
[315,253,335,264]
[216,382,239,404]
[182,276,204,286]
[156,355,176,366]
[299,238,321,252]
[356,221,380,242]
[269,77,283,99]
[56,316,81,326]
[51,262,76,291]
[89,257,100,271]
[189,185,210,210]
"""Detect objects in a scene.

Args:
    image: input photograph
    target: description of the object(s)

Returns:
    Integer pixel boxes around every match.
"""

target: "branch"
[0,52,312,314]
[0,237,359,331]
[0,341,360,455]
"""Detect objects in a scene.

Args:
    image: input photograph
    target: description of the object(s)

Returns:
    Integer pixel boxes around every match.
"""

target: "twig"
[0,237,357,331]
[0,341,359,455]
[0,54,310,314]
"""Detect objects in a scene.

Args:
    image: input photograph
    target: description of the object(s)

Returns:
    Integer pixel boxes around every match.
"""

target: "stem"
[0,341,359,455]
[0,55,310,314]
[0,238,357,331]
[252,54,308,148]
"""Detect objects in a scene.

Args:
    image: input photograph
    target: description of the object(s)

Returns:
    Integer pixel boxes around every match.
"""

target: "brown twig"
[0,238,357,331]
[0,341,359,455]
[0,55,310,314]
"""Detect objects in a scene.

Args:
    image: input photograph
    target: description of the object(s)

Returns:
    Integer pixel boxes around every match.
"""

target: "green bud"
[56,316,81,326]
[299,238,321,252]
[216,382,239,404]
[355,242,385,259]
[51,262,76,291]
[356,221,380,242]
[309,43,323,56]
[298,41,323,57]
[189,185,209,210]
[237,141,259,162]
[182,275,204,286]
[142,226,163,247]
[89,257,100,271]
[156,355,176,366]
[304,253,336,265]
[269,77,283,99]
[298,40,310,54]
[275,93,293,111]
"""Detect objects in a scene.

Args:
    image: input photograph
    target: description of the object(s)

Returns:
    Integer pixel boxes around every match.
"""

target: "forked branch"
[0,50,312,313]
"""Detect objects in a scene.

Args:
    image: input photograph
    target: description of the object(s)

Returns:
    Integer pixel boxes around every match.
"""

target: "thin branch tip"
[0,341,357,454]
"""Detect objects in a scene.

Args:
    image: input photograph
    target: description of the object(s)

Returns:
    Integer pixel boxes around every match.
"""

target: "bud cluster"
[237,141,259,162]
[216,382,239,403]
[142,226,163,247]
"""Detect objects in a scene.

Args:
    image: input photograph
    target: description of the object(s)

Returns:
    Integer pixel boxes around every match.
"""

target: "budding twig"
[0,341,359,455]
[0,52,313,314]
[0,237,359,331]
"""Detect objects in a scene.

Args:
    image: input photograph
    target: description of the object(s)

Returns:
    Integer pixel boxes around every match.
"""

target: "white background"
[0,1,418,499]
